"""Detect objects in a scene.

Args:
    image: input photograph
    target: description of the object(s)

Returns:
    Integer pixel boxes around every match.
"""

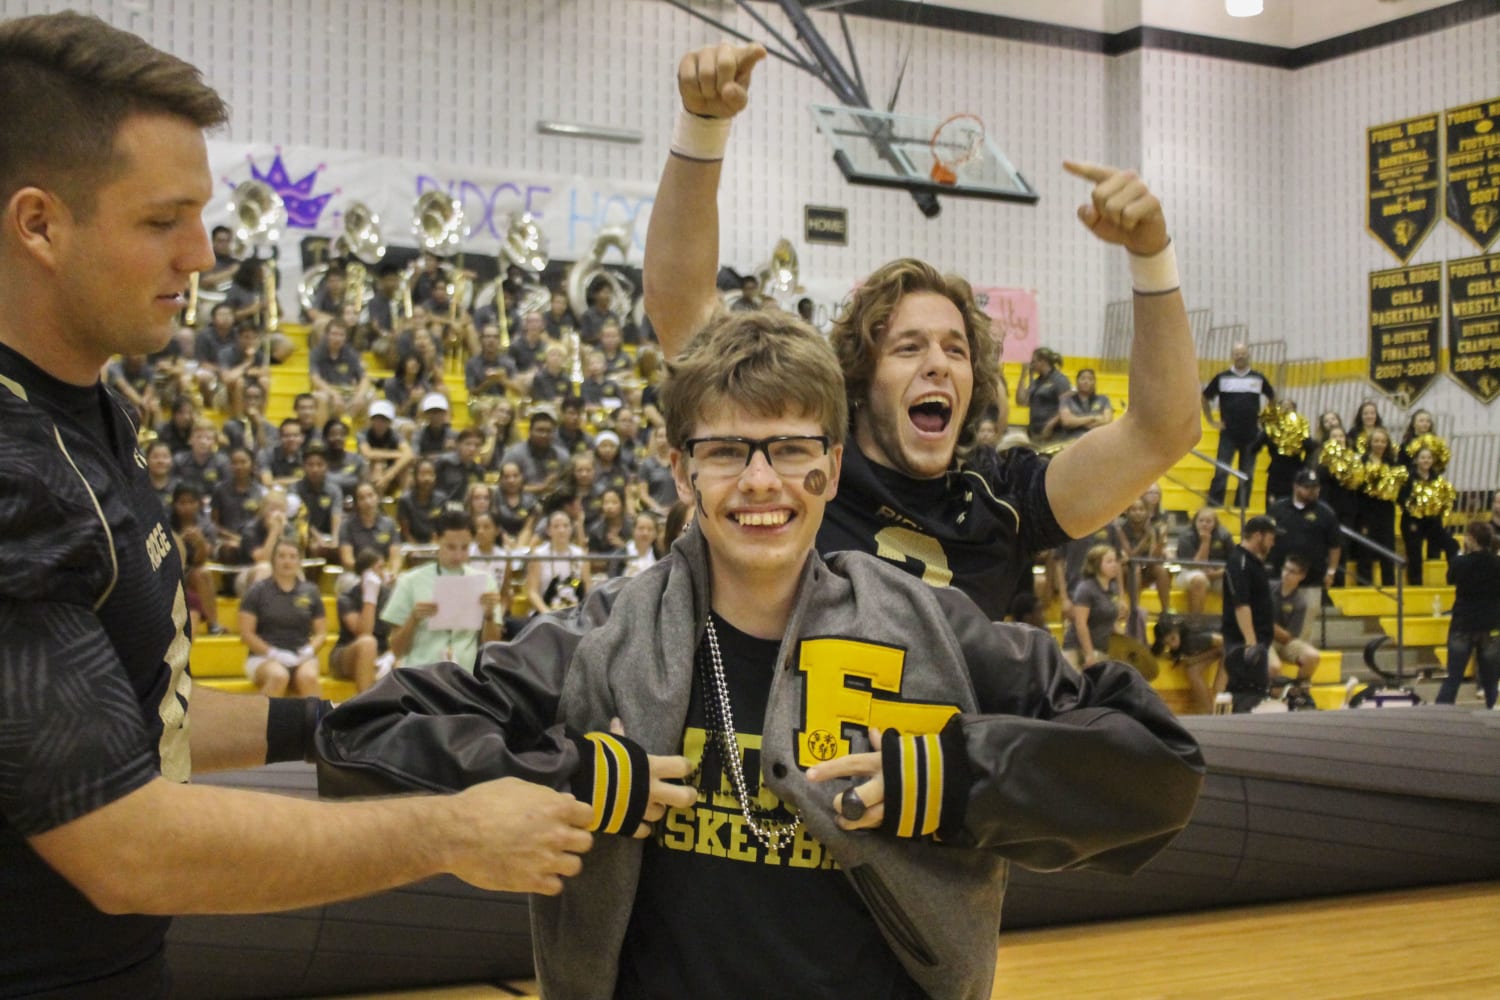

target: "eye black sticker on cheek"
[803,468,828,496]
[690,473,708,517]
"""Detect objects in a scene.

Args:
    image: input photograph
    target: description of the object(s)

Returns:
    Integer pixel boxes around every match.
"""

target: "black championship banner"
[1368,114,1440,262]
[1447,253,1500,403]
[1369,263,1441,406]
[1444,98,1500,251]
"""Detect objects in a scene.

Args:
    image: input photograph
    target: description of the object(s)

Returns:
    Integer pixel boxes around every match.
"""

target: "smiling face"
[672,402,842,594]
[854,291,972,480]
[34,114,216,374]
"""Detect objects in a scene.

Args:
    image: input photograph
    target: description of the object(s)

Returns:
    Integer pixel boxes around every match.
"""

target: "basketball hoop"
[929,113,986,186]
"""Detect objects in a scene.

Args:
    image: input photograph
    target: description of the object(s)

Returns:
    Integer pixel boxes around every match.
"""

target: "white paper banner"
[207,142,658,262]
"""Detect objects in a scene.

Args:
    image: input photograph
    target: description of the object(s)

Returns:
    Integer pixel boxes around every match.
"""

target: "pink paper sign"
[973,287,1038,363]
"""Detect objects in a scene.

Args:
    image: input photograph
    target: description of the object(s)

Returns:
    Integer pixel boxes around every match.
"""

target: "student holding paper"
[382,510,501,671]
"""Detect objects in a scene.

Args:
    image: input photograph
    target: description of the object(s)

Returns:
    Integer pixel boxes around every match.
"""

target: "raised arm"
[1045,162,1202,538]
[642,42,765,358]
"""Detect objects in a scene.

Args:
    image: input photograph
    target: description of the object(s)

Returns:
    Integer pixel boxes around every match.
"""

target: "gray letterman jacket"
[317,526,1203,1000]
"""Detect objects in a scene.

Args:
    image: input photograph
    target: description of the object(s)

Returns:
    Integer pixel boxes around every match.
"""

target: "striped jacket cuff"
[878,722,970,840]
[568,731,650,836]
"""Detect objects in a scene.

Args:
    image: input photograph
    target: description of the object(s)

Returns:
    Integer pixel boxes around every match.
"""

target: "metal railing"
[1337,525,1408,682]
[1186,448,1249,530]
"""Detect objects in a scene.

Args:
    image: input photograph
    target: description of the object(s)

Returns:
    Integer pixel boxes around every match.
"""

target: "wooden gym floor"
[318,880,1500,999]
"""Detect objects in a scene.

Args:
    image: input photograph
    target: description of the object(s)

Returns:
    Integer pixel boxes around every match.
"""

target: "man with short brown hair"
[0,14,592,995]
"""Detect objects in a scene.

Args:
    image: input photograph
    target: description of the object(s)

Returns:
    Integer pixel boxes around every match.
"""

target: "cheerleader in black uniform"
[1354,427,1404,586]
[1316,426,1360,586]
[1398,446,1459,585]
[1348,398,1386,455]
[1398,408,1451,476]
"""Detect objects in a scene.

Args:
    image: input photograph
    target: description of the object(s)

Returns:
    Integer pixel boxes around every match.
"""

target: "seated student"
[434,428,487,500]
[330,548,395,693]
[1175,507,1233,615]
[1052,367,1113,444]
[526,507,592,615]
[309,316,374,424]
[1270,554,1323,697]
[339,481,401,579]
[397,457,449,544]
[359,399,414,497]
[321,418,367,499]
[169,484,225,636]
[171,416,229,498]
[238,539,326,698]
[317,307,1203,1000]
[212,446,266,564]
[1151,613,1225,715]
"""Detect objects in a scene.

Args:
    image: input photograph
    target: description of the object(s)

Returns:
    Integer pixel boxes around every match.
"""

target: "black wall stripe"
[837,0,1500,69]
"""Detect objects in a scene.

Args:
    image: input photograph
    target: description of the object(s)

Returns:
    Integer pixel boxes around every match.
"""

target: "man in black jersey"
[0,14,593,997]
[644,44,1202,620]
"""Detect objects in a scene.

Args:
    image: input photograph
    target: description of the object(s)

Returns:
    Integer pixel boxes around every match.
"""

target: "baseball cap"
[368,400,396,421]
[1293,468,1319,487]
[421,392,450,413]
[1244,515,1285,537]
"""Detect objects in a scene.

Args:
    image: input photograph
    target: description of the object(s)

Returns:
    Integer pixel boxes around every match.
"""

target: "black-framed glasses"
[683,435,831,478]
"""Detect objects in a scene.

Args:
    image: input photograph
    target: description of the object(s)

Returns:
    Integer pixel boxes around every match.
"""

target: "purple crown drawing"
[245,151,335,229]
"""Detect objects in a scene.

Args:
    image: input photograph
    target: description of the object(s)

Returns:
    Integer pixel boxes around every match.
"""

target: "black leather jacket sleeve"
[933,589,1205,875]
[315,579,624,799]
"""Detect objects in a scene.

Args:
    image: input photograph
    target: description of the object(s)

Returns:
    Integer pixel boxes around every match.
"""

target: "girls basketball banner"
[1368,263,1442,406]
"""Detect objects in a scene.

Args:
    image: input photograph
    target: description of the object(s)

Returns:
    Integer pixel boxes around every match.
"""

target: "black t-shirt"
[1222,545,1273,645]
[615,613,922,1000]
[817,444,1068,621]
[1266,498,1341,583]
[1448,550,1500,634]
[398,489,449,543]
[0,341,191,997]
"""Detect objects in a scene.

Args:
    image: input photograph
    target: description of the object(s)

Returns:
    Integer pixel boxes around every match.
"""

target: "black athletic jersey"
[819,443,1067,620]
[616,613,922,1000]
[0,342,192,997]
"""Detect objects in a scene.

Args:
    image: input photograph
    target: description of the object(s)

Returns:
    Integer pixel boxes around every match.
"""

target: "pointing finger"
[1063,159,1114,183]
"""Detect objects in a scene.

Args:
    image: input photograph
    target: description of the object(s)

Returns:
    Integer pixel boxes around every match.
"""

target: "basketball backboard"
[809,103,1040,211]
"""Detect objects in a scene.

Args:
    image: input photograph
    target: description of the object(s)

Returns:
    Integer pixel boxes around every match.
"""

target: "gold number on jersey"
[873,526,953,586]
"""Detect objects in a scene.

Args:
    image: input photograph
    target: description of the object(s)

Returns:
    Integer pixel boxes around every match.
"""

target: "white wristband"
[670,109,731,162]
[1129,239,1180,295]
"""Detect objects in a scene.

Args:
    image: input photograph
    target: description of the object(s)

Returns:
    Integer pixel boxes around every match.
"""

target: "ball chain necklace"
[698,615,801,852]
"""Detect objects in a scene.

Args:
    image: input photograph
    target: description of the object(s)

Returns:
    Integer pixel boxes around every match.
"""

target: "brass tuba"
[472,213,551,350]
[565,224,636,325]
[752,238,803,305]
[298,201,386,315]
[396,191,470,330]
[229,179,287,332]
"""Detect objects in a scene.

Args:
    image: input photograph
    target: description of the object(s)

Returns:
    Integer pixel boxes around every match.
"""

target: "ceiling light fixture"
[535,121,642,144]
[1226,0,1264,16]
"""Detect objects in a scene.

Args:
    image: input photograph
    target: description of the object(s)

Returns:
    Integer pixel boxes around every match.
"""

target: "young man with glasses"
[318,308,1203,1000]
